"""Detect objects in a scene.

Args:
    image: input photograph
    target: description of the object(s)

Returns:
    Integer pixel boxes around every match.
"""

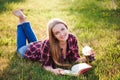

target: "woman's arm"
[76,54,95,63]
[43,66,64,75]
[75,57,87,63]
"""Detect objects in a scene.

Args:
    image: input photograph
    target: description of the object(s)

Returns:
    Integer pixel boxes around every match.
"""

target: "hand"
[81,57,87,62]
[53,68,64,75]
[90,53,95,61]
[85,53,95,63]
[89,50,95,61]
[75,57,87,63]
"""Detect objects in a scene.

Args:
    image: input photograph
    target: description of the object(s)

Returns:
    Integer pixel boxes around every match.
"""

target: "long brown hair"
[47,18,71,67]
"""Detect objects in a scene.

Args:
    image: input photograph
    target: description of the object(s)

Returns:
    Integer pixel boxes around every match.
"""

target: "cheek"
[54,34,60,39]
[65,30,69,34]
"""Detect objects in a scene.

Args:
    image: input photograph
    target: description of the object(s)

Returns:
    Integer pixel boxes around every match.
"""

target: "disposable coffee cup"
[85,55,95,62]
[82,46,95,62]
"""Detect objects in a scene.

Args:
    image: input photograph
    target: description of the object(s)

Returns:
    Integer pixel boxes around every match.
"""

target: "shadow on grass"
[0,52,43,80]
[0,0,25,13]
[83,64,99,80]
[0,52,98,80]
[69,0,120,30]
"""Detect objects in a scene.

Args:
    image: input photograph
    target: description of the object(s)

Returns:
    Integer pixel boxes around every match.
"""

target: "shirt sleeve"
[40,40,55,67]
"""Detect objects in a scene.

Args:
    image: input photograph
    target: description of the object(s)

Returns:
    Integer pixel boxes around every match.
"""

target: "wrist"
[43,66,54,72]
[76,58,86,63]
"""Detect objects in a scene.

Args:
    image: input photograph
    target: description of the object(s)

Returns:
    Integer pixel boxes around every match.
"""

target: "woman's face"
[52,23,69,42]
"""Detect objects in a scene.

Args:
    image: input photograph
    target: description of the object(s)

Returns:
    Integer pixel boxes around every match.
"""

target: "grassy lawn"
[0,0,120,80]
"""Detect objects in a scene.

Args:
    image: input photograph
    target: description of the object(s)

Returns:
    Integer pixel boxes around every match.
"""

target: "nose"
[60,32,64,36]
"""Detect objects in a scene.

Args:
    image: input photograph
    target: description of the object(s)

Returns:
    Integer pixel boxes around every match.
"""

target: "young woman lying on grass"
[13,9,95,75]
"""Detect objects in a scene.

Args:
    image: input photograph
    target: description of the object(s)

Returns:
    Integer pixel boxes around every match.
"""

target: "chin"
[61,39,67,42]
[59,34,69,42]
[61,37,68,42]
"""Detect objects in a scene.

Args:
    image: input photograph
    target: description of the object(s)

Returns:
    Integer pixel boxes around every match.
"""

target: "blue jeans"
[17,22,37,58]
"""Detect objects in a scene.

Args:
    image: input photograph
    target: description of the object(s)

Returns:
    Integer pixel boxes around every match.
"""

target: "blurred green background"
[0,0,120,80]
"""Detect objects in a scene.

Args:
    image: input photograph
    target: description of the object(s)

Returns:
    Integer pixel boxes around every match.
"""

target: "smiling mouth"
[61,34,67,39]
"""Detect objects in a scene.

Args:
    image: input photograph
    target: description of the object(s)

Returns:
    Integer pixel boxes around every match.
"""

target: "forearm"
[43,66,64,75]
[76,57,87,63]
[43,66,54,73]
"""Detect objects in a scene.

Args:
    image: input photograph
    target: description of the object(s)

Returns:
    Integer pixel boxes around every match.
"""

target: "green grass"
[0,0,120,80]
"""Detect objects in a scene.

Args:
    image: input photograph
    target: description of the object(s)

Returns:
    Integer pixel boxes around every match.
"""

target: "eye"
[61,28,65,31]
[55,31,60,35]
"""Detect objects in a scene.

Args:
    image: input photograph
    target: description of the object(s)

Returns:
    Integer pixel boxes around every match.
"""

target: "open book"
[61,63,92,76]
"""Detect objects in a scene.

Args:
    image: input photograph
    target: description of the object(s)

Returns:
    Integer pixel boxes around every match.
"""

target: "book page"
[61,63,92,76]
[62,70,78,76]
[71,63,92,74]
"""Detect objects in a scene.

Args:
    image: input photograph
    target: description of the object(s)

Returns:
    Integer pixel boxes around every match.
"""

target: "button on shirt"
[24,34,80,67]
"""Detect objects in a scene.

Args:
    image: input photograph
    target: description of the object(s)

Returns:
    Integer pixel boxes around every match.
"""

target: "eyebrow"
[54,28,64,35]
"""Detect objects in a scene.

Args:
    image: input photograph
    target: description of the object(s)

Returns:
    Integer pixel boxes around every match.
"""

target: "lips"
[61,34,66,39]
[60,34,68,40]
